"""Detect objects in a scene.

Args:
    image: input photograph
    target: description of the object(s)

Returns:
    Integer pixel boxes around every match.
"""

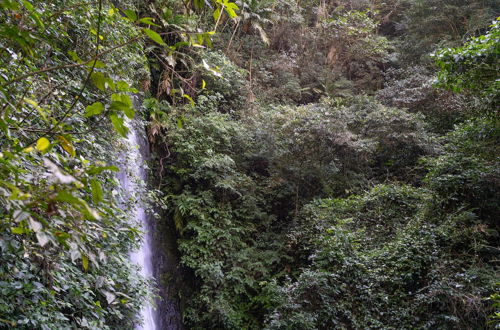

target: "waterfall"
[118,119,157,330]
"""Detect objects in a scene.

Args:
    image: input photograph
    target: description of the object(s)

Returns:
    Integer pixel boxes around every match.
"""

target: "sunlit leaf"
[139,17,160,27]
[116,81,130,91]
[123,9,137,22]
[11,227,25,234]
[213,7,221,22]
[57,135,76,157]
[183,94,195,106]
[143,28,166,45]
[82,255,89,271]
[110,94,135,119]
[85,102,104,117]
[21,0,33,11]
[225,7,238,18]
[36,137,50,151]
[109,114,128,137]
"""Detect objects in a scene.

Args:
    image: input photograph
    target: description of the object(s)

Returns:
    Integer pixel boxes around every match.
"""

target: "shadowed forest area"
[0,0,499,329]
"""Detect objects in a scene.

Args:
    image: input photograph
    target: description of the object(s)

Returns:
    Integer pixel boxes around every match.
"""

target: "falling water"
[118,119,157,330]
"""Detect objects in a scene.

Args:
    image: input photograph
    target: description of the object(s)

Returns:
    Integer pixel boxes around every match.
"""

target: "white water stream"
[118,121,157,330]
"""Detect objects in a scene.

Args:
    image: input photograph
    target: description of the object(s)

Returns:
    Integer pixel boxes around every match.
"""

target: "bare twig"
[226,19,241,53]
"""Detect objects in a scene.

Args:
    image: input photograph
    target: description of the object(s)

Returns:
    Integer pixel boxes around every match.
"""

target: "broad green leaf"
[139,17,160,27]
[11,227,25,234]
[54,231,71,244]
[23,1,44,28]
[193,0,205,10]
[111,93,133,106]
[21,0,33,11]
[143,28,166,45]
[110,94,134,118]
[110,101,131,112]
[225,6,238,18]
[225,2,239,10]
[2,0,20,10]
[124,9,137,22]
[203,33,213,48]
[56,191,82,205]
[68,50,82,63]
[23,97,38,108]
[104,77,116,91]
[213,7,221,22]
[56,191,100,220]
[109,114,128,137]
[90,179,103,203]
[110,103,134,119]
[36,137,50,151]
[116,81,130,91]
[86,60,106,69]
[87,165,119,175]
[91,72,106,91]
[85,102,104,117]
[123,107,135,119]
[172,41,189,50]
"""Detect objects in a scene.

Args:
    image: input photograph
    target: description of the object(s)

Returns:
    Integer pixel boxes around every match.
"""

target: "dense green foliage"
[1,0,498,329]
[433,18,499,109]
[0,0,152,327]
[146,1,499,329]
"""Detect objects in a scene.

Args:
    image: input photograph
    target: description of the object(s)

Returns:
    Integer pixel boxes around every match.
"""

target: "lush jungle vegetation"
[0,0,498,329]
